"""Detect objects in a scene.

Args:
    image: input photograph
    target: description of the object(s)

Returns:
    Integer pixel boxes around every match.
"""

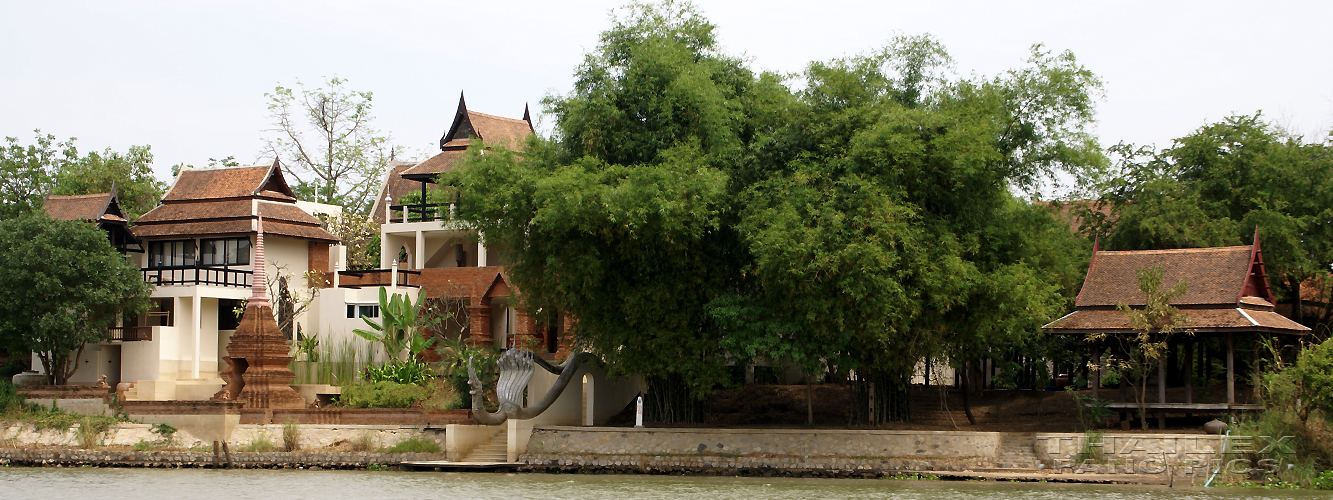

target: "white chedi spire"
[249,216,270,308]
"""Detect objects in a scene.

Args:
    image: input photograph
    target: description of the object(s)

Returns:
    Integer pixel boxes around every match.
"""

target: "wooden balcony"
[336,269,421,288]
[107,326,153,342]
[142,265,252,288]
[387,203,445,223]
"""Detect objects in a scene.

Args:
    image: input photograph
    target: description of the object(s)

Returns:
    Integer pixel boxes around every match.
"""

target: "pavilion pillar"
[1253,334,1263,402]
[1226,332,1235,405]
[1157,353,1167,429]
[1183,340,1193,407]
[1090,343,1100,399]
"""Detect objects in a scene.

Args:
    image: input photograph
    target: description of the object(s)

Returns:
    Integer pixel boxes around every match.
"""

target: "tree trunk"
[805,374,814,426]
[961,362,977,425]
[1290,276,1304,325]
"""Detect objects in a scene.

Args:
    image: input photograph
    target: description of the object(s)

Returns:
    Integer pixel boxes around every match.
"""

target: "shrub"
[0,382,24,414]
[339,381,429,409]
[282,419,301,451]
[76,419,110,449]
[241,433,277,452]
[366,360,434,385]
[150,422,177,443]
[381,437,440,453]
[349,431,377,452]
[132,439,154,451]
[1314,470,1333,490]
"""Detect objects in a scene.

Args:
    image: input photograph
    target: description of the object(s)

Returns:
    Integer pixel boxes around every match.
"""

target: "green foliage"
[264,76,403,213]
[0,382,24,414]
[0,131,63,219]
[1314,470,1333,490]
[1076,430,1106,464]
[353,287,442,361]
[442,1,1101,416]
[365,463,389,471]
[132,439,154,451]
[1291,338,1333,421]
[338,381,430,408]
[365,359,434,385]
[1066,386,1113,431]
[50,143,165,220]
[380,437,440,453]
[150,422,177,441]
[0,213,153,384]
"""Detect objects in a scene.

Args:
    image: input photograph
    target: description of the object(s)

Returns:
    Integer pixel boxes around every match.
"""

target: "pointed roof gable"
[163,160,295,202]
[398,93,534,183]
[436,92,534,152]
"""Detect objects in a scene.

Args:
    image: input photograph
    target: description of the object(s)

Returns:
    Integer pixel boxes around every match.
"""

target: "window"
[201,238,251,266]
[148,240,195,268]
[346,304,380,319]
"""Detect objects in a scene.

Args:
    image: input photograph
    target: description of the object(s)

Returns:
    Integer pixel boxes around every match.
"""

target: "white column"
[192,291,201,379]
[415,230,425,269]
[477,232,488,267]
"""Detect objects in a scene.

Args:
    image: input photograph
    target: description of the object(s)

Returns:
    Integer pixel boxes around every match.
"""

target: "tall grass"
[291,336,375,386]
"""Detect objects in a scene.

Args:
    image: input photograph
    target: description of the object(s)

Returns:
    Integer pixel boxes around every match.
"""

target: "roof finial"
[249,216,270,308]
[1252,225,1260,249]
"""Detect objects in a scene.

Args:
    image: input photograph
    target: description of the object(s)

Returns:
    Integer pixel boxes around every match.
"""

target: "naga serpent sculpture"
[468,349,591,425]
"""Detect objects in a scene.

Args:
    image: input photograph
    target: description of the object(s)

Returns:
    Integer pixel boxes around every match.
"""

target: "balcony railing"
[107,326,153,342]
[142,266,253,288]
[336,269,420,288]
[388,203,446,223]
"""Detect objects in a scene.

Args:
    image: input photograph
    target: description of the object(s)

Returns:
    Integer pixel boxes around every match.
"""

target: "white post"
[414,230,425,269]
[390,260,398,289]
[333,260,341,288]
[384,194,393,225]
[583,374,594,426]
[477,233,488,267]
[192,292,201,379]
[635,395,644,428]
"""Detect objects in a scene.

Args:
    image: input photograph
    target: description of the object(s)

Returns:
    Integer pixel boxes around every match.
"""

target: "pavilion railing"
[107,326,153,342]
[141,266,252,288]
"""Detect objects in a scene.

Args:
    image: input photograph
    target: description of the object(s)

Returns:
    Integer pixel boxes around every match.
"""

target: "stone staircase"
[908,386,970,427]
[994,433,1039,469]
[461,432,509,463]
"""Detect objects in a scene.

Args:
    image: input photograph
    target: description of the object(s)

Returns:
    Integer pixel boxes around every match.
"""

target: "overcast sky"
[3,1,1330,187]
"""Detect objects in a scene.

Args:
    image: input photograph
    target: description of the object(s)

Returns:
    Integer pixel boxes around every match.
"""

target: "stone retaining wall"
[0,423,444,451]
[0,449,443,469]
[523,427,1003,472]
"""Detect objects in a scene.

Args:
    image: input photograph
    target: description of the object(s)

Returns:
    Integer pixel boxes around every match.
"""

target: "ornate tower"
[212,217,306,409]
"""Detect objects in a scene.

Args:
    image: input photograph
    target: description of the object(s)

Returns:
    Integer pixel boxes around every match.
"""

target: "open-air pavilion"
[1043,233,1310,428]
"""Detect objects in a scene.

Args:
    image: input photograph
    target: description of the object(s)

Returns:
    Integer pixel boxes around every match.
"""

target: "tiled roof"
[1044,307,1309,334]
[400,149,465,178]
[135,161,336,242]
[371,161,424,224]
[163,162,295,201]
[1075,246,1254,307]
[465,110,533,150]
[44,193,111,221]
[418,266,511,299]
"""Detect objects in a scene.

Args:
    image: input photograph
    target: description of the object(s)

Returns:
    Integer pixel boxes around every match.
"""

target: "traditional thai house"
[1043,232,1309,427]
[115,161,340,400]
[339,93,570,355]
[43,190,141,253]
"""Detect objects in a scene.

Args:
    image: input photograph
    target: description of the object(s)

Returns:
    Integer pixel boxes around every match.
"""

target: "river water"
[0,468,1325,500]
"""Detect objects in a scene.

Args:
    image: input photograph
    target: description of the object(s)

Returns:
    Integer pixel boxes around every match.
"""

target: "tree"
[0,213,152,384]
[263,77,403,213]
[51,143,166,220]
[1089,115,1333,328]
[442,1,1102,424]
[321,212,380,270]
[1091,265,1190,430]
[0,131,64,219]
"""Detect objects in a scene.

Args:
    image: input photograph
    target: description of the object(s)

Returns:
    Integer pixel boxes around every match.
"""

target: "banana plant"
[353,287,442,362]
